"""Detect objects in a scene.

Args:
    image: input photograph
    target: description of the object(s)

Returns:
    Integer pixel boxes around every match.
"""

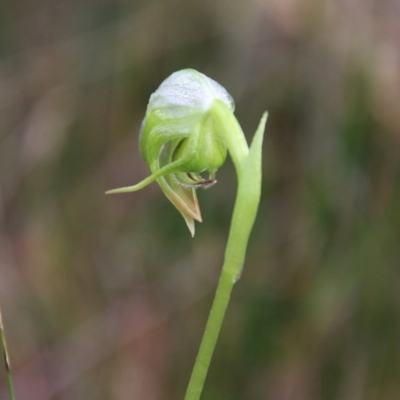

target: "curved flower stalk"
[107,69,268,400]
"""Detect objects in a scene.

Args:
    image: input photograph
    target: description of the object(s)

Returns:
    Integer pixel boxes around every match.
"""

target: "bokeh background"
[1,0,400,399]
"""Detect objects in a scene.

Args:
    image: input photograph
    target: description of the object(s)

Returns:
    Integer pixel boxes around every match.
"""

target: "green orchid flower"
[107,69,268,400]
[106,69,235,236]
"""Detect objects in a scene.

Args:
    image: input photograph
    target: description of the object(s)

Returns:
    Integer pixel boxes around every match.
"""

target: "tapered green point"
[239,111,268,198]
[105,159,186,195]
[243,111,268,173]
[251,112,268,149]
[105,176,155,194]
[105,183,148,194]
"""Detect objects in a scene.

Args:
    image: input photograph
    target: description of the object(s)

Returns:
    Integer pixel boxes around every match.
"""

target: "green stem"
[0,308,15,400]
[184,107,267,400]
[184,269,234,400]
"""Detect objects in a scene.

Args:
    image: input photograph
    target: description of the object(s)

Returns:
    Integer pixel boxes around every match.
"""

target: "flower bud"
[107,69,235,236]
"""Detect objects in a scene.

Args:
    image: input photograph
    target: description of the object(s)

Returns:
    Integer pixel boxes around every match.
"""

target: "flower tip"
[182,215,197,237]
[188,221,196,237]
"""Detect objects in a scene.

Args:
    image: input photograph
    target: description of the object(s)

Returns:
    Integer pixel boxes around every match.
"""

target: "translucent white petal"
[147,69,234,119]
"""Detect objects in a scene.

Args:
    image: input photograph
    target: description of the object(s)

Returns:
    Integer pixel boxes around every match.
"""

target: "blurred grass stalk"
[0,306,15,400]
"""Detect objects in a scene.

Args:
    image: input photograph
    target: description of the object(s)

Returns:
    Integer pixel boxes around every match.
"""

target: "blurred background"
[1,0,400,399]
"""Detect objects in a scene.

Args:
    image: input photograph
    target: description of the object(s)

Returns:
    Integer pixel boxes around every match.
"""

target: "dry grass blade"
[0,307,15,400]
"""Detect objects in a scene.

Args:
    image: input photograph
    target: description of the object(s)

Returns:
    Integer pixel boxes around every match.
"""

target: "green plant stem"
[184,107,267,400]
[0,308,15,400]
[184,266,234,400]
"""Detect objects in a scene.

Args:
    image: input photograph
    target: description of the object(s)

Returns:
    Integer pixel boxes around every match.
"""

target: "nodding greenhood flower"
[106,69,238,236]
[107,69,268,400]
